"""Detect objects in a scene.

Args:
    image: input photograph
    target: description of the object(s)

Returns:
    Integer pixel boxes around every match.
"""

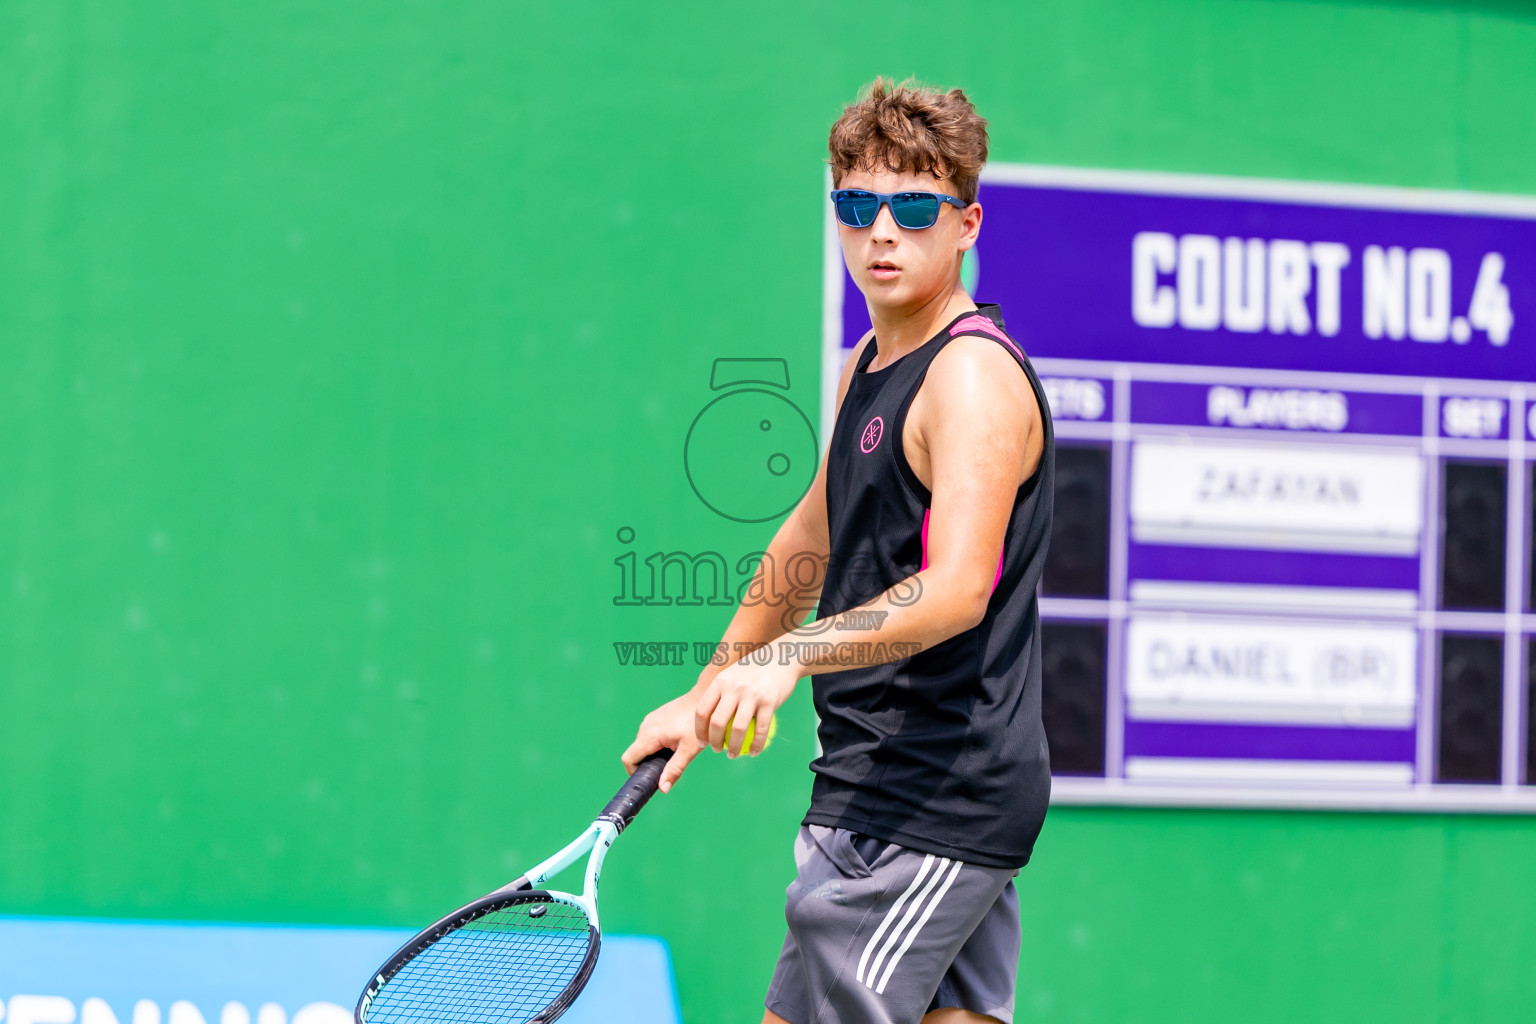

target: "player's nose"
[869,201,900,243]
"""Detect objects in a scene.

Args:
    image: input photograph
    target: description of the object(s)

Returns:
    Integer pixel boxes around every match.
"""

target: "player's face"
[836,164,981,316]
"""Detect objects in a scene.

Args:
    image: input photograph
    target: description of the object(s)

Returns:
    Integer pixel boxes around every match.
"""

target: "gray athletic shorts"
[765,824,1021,1024]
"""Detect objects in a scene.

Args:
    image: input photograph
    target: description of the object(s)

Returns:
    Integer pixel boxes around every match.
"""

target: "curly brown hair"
[828,77,990,205]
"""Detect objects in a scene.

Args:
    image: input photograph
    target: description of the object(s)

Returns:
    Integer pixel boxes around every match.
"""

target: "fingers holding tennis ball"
[696,654,801,756]
[724,711,778,759]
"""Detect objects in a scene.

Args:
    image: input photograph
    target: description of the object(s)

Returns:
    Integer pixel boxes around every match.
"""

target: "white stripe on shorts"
[854,853,935,985]
[874,858,963,994]
[862,856,952,988]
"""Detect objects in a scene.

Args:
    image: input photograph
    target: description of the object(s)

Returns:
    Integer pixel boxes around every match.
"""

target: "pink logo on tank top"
[860,416,884,453]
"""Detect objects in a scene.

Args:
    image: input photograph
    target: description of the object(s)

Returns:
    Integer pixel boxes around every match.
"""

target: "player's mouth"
[868,260,900,280]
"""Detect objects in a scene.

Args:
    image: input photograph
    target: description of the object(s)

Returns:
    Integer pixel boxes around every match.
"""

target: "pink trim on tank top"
[950,314,1026,363]
[920,508,1004,594]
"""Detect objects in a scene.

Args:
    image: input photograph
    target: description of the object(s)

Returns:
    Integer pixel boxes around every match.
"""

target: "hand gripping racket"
[355,749,673,1024]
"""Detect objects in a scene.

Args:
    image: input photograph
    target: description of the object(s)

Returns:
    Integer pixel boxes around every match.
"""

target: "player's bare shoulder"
[929,333,1041,423]
[909,333,1043,486]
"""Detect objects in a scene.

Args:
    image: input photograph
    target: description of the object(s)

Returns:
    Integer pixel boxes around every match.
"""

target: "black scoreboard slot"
[1528,639,1535,786]
[1042,445,1111,598]
[1437,634,1504,784]
[1041,621,1108,776]
[1440,461,1507,611]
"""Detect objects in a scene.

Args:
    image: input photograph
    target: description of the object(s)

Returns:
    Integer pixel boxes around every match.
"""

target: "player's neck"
[867,282,977,368]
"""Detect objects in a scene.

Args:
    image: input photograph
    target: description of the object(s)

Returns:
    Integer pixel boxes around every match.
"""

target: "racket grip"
[599,749,673,832]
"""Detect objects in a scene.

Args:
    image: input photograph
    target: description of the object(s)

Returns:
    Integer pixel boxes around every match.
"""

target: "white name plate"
[1130,438,1424,553]
[1126,615,1418,727]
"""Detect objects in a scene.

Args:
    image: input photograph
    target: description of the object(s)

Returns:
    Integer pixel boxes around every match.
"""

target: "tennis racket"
[355,748,674,1024]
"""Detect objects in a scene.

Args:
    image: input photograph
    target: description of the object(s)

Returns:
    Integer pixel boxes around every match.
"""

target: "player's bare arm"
[621,331,877,789]
[695,334,1042,758]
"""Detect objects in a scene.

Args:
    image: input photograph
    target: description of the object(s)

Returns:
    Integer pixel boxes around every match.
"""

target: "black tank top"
[803,303,1054,870]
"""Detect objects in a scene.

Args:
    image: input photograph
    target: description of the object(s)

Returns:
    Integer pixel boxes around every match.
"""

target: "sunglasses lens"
[890,193,940,229]
[835,191,880,227]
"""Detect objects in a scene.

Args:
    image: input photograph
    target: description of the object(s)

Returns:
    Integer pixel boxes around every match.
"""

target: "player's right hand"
[621,692,706,794]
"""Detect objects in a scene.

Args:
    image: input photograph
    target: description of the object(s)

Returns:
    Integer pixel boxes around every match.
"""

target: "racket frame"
[355,749,671,1024]
[496,817,620,927]
[357,885,602,1024]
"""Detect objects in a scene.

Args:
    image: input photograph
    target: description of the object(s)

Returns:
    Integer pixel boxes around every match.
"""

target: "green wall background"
[3,1,1535,1021]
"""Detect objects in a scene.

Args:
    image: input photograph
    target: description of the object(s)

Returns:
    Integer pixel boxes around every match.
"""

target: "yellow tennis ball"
[725,713,778,754]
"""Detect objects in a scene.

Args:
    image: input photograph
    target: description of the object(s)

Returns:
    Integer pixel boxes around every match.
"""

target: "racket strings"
[364,898,595,1024]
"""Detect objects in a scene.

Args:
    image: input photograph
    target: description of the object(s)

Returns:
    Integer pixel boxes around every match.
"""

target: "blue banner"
[0,918,680,1024]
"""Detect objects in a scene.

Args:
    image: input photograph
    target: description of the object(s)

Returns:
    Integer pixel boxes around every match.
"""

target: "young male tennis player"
[623,78,1053,1024]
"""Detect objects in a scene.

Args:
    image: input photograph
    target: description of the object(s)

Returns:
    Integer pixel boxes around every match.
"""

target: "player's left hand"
[694,647,802,758]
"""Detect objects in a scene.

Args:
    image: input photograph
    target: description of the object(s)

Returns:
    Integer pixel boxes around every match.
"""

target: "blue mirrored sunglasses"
[830,189,968,230]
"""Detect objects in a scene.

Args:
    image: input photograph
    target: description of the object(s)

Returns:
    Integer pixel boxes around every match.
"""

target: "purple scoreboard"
[821,165,1536,811]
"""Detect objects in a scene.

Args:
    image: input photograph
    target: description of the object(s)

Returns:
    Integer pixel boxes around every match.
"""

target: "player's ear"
[960,201,982,248]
